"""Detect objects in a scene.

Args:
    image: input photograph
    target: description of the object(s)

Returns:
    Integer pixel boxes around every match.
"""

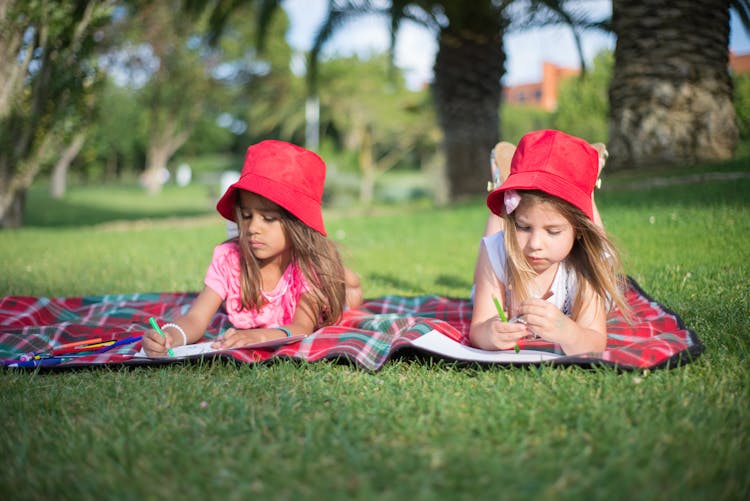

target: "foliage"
[316,53,440,204]
[500,105,554,145]
[0,0,116,227]
[552,49,612,143]
[733,72,750,139]
[1,155,749,498]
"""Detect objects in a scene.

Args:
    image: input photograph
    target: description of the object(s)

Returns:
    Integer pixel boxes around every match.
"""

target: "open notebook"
[134,334,307,359]
[410,330,560,363]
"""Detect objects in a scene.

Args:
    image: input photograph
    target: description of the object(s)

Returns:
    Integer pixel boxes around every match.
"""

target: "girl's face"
[512,200,575,275]
[237,191,290,263]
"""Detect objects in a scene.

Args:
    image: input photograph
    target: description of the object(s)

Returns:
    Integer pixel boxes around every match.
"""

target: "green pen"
[492,296,508,322]
[149,317,175,357]
[492,296,519,353]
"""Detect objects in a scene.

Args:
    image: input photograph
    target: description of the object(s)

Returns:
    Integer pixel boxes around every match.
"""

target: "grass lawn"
[0,155,748,500]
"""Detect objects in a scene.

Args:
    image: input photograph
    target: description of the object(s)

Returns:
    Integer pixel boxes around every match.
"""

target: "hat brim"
[487,171,593,221]
[216,174,327,236]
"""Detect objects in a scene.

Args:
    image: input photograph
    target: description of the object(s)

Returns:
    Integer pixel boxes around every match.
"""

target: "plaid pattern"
[0,278,702,371]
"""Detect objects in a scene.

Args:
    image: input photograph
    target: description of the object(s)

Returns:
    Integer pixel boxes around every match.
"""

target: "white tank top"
[481,231,576,316]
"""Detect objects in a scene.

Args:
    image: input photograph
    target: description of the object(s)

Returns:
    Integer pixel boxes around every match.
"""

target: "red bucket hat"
[486,129,599,220]
[216,140,327,235]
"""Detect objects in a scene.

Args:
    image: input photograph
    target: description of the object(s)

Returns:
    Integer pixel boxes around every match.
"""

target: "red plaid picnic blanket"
[0,278,702,371]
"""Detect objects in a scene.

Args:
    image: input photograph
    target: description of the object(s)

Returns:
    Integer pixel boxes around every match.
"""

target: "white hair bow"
[504,190,521,214]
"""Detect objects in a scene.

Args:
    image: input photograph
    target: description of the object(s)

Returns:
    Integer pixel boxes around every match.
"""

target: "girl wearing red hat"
[142,140,362,356]
[470,130,630,355]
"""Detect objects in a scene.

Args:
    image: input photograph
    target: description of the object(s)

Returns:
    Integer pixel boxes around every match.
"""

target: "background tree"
[317,53,439,204]
[553,49,612,144]
[607,0,750,169]
[306,0,602,202]
[115,1,217,194]
[196,0,602,202]
[0,0,114,227]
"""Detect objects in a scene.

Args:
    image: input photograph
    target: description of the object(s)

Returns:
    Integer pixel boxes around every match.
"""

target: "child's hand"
[142,328,174,356]
[210,327,280,349]
[515,299,574,345]
[482,317,528,351]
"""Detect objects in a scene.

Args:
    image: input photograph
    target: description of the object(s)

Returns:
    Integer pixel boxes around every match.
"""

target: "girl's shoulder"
[212,240,240,259]
[481,231,507,281]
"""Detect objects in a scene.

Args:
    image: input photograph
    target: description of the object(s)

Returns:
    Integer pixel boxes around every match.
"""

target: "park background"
[1,1,749,499]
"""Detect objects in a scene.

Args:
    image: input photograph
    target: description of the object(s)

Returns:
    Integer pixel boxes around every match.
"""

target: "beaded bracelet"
[161,323,187,346]
[276,326,292,337]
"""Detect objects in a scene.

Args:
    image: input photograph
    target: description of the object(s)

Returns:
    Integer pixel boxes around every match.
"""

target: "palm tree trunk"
[608,0,738,169]
[433,25,504,200]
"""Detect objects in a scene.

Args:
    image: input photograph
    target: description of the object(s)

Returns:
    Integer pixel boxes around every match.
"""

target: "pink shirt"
[204,241,311,329]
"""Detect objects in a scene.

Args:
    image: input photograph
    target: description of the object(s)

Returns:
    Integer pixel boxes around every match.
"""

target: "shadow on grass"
[435,274,473,291]
[367,273,428,295]
[23,184,216,228]
[599,176,750,209]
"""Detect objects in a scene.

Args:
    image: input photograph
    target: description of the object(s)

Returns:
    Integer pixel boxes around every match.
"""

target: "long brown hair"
[502,190,631,320]
[232,203,346,328]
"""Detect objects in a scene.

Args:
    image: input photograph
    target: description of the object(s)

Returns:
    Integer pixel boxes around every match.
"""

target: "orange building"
[503,62,579,112]
[504,51,750,112]
[730,50,750,74]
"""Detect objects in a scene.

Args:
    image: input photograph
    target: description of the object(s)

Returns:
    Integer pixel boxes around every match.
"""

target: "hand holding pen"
[491,295,526,352]
[493,291,554,351]
[143,317,176,357]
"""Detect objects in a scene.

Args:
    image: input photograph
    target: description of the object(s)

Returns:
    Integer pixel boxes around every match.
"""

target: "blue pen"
[7,358,66,368]
[94,335,143,353]
[149,317,175,357]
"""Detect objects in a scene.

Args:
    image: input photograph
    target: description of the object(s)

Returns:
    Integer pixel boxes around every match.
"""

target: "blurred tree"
[82,80,146,182]
[734,72,750,140]
[212,1,301,145]
[608,0,750,169]
[307,1,601,202]
[317,54,439,204]
[193,0,602,202]
[553,50,612,144]
[500,105,553,146]
[0,0,114,228]
[113,1,217,194]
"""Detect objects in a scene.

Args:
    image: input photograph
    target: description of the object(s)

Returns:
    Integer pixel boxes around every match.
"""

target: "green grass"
[1,156,749,499]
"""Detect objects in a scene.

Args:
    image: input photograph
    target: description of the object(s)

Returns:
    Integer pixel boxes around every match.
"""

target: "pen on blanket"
[149,317,175,357]
[51,336,143,356]
[54,338,103,351]
[51,340,115,356]
[93,335,142,353]
[23,337,105,359]
[7,357,66,368]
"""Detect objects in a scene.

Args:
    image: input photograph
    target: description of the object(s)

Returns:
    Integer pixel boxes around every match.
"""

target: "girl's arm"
[344,266,363,309]
[210,292,319,349]
[141,286,223,356]
[469,245,527,350]
[515,284,607,354]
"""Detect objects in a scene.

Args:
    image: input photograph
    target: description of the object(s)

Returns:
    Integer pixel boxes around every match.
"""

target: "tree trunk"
[432,24,505,200]
[608,0,738,169]
[50,131,86,199]
[358,126,376,205]
[0,133,56,228]
[142,126,191,195]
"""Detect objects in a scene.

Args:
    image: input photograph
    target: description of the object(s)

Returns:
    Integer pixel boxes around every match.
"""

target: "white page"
[134,334,307,359]
[409,330,560,363]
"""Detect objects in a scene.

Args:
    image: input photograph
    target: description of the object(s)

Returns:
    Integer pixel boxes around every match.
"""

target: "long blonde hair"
[502,190,631,320]
[233,204,346,328]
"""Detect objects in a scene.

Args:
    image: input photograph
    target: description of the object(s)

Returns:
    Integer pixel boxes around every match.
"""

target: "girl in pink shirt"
[142,140,362,356]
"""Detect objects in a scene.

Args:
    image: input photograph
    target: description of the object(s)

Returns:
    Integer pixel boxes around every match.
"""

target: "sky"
[282,0,750,89]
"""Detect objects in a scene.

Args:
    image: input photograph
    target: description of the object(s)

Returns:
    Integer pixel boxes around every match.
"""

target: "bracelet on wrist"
[161,323,187,346]
[276,326,292,337]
